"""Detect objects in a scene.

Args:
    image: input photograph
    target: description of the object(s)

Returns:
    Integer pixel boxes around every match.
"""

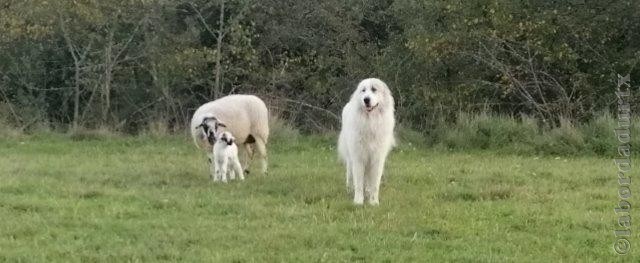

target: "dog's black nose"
[363,97,370,106]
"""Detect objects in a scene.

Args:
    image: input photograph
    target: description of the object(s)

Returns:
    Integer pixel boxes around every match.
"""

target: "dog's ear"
[379,83,392,107]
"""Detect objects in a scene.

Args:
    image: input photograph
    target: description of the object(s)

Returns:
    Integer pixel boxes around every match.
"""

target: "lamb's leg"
[232,157,244,181]
[351,161,365,205]
[228,168,235,181]
[214,164,222,182]
[366,154,388,205]
[228,158,236,180]
[208,153,217,181]
[255,138,268,175]
[220,158,228,183]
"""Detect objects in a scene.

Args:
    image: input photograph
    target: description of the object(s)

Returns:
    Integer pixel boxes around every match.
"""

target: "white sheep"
[212,131,244,182]
[190,95,269,178]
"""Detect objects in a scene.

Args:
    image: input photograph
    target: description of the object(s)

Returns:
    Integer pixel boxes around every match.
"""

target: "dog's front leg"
[351,161,365,205]
[366,155,387,205]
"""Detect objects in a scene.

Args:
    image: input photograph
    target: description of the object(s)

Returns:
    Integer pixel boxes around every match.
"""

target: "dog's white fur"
[190,95,269,178]
[338,78,395,205]
[212,131,244,182]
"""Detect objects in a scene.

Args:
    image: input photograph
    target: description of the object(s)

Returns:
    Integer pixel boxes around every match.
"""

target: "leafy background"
[1,0,638,135]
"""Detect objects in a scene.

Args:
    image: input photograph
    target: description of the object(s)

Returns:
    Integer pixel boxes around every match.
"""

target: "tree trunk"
[102,29,114,126]
[59,16,87,132]
[213,0,225,99]
[73,64,80,131]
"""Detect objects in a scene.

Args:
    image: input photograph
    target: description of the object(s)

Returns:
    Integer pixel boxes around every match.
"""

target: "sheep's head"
[198,116,227,145]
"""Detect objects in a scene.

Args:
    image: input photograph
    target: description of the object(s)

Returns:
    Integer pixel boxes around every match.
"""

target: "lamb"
[212,131,244,182]
[190,95,269,179]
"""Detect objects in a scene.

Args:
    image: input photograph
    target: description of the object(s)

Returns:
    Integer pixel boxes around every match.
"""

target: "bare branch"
[271,96,340,121]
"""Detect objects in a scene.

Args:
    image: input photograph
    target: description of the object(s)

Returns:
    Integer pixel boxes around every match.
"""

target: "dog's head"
[353,78,393,114]
[217,131,235,146]
[198,116,227,145]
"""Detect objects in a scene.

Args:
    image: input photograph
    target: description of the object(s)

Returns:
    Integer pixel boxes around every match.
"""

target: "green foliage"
[439,113,538,151]
[268,115,300,145]
[0,0,639,138]
[581,113,619,155]
[432,112,637,156]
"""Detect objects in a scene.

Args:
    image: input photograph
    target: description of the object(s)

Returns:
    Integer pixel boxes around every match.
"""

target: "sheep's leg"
[255,139,268,175]
[232,157,244,181]
[240,144,252,175]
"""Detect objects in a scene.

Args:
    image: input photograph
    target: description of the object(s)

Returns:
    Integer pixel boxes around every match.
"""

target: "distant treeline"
[1,0,638,133]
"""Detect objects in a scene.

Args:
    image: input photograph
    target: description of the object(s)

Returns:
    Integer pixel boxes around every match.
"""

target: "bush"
[0,118,21,139]
[438,113,537,151]
[269,115,301,145]
[431,112,627,156]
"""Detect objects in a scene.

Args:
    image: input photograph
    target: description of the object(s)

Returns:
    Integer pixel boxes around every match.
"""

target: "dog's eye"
[371,87,377,92]
[361,89,365,92]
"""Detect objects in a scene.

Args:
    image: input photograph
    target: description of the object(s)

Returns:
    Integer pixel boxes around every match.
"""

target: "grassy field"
[0,134,630,262]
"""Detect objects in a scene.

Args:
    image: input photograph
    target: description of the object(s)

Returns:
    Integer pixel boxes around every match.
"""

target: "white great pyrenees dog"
[338,78,396,205]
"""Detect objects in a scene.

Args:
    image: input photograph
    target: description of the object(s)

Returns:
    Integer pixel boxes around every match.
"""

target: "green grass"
[0,134,632,262]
